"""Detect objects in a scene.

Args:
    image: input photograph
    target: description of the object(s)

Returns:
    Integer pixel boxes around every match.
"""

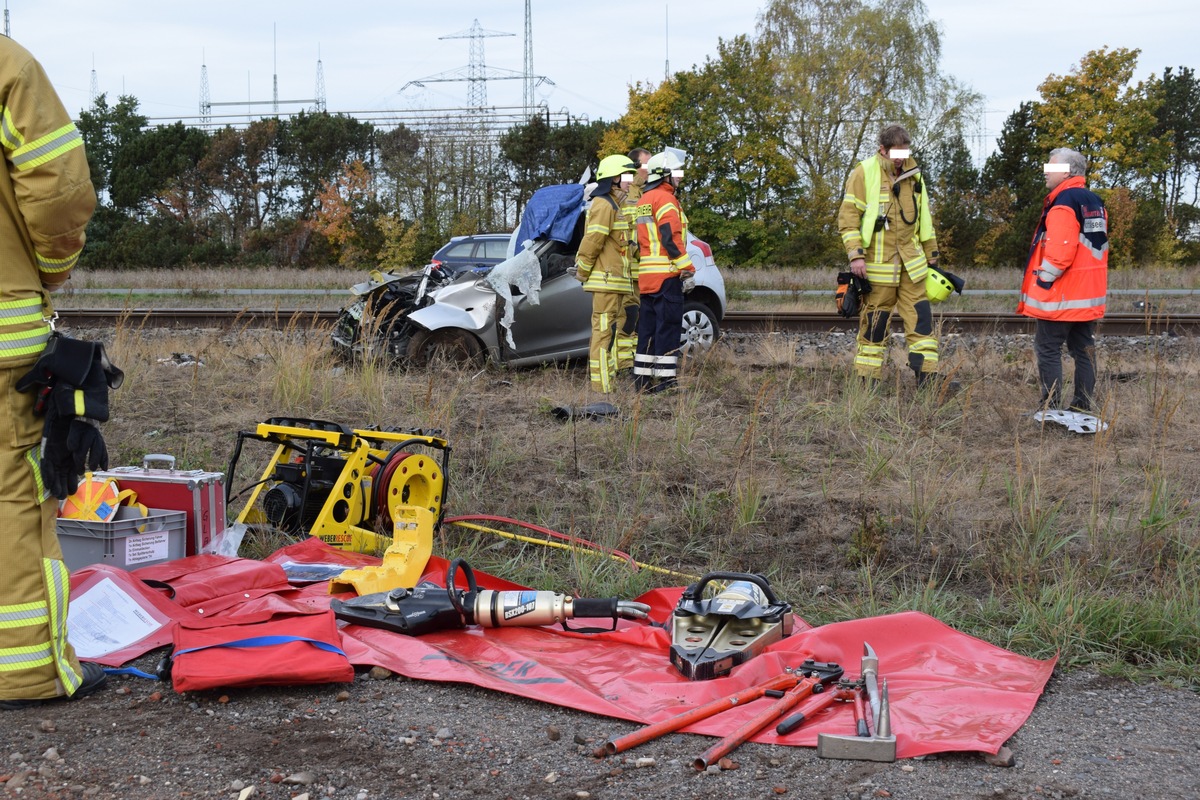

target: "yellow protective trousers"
[0,365,84,701]
[854,269,939,380]
[588,291,626,393]
[614,292,639,372]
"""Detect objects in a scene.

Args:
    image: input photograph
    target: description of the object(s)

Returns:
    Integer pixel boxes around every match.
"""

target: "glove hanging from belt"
[16,332,124,500]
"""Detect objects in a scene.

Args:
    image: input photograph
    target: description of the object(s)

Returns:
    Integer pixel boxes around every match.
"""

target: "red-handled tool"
[595,660,845,766]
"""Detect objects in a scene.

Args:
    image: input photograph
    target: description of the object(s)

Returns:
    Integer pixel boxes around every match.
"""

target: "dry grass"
[80,317,1200,683]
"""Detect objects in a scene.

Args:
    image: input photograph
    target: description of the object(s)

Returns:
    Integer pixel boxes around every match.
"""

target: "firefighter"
[838,125,942,387]
[575,154,640,393]
[1017,147,1108,412]
[0,35,106,709]
[633,150,694,394]
[615,148,652,375]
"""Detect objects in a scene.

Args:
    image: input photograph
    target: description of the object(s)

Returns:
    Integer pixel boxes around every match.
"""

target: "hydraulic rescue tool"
[669,572,794,680]
[595,660,844,769]
[331,558,651,635]
[227,418,449,580]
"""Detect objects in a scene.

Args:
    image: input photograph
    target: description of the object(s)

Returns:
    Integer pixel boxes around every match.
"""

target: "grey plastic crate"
[56,506,187,572]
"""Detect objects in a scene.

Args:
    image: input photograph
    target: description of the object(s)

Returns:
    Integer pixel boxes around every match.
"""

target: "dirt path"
[3,662,1198,799]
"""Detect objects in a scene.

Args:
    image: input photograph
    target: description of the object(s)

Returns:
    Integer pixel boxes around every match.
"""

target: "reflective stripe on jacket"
[838,154,938,287]
[0,36,96,367]
[1017,176,1108,322]
[620,182,643,282]
[635,182,694,295]
[575,189,634,294]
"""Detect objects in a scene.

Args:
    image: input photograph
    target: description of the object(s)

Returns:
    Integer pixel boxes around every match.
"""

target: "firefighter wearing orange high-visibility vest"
[615,147,652,377]
[632,150,694,394]
[1017,147,1109,412]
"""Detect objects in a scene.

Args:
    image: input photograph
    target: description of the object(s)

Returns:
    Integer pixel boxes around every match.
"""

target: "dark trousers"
[1034,319,1097,411]
[634,277,683,390]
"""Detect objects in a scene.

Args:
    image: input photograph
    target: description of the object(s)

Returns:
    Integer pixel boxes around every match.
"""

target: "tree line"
[77,0,1199,271]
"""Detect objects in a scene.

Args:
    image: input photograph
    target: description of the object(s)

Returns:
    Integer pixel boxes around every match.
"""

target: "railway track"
[55,308,1200,337]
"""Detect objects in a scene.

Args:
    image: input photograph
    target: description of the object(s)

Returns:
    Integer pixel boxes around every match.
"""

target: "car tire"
[681,301,719,354]
[406,328,484,368]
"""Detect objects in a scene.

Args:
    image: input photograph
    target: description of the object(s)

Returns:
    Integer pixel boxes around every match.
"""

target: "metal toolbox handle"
[143,454,176,470]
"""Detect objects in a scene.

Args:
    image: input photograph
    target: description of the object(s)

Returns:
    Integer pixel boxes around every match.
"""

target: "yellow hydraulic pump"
[228,418,449,589]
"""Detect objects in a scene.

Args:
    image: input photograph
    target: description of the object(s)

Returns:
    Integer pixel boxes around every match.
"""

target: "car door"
[504,272,592,361]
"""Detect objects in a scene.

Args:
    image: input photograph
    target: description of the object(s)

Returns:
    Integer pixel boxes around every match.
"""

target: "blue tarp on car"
[514,184,586,250]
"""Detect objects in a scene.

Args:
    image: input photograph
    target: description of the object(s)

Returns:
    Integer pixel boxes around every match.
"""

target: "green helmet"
[596,154,638,180]
[926,268,954,304]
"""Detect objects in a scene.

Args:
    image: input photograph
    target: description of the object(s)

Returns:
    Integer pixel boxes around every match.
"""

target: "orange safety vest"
[634,182,694,295]
[1017,176,1108,322]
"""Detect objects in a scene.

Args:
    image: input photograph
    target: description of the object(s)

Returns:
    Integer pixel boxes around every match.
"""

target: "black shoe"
[0,662,107,710]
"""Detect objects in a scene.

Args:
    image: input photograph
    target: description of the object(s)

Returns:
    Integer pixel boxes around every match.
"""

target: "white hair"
[1049,148,1087,177]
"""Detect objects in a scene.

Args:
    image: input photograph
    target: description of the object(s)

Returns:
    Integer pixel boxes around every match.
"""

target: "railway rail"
[55,308,1200,337]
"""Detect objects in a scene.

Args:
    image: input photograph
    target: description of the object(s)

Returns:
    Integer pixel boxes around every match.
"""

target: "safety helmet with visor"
[596,154,639,181]
[645,147,687,183]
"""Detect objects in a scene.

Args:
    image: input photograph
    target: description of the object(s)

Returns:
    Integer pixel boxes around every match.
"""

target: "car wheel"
[680,301,719,354]
[406,328,484,368]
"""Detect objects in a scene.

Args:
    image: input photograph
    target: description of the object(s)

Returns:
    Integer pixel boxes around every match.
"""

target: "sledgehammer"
[816,642,897,762]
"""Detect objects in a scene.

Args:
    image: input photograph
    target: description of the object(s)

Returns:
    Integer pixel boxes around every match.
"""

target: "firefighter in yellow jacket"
[838,125,942,387]
[0,35,105,709]
[575,154,640,392]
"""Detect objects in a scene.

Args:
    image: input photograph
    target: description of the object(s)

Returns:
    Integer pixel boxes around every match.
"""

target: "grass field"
[85,300,1200,686]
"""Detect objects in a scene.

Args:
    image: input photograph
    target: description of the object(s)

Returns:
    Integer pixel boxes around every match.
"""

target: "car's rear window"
[481,239,509,259]
[443,242,475,258]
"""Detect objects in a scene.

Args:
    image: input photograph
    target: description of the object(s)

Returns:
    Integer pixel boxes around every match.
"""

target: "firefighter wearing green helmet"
[575,154,640,393]
[838,125,943,388]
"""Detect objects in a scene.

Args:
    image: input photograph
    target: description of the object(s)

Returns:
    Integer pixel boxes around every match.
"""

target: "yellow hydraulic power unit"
[227,418,450,576]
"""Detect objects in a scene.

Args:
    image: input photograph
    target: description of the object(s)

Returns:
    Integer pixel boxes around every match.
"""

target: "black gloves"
[39,406,107,500]
[17,333,123,500]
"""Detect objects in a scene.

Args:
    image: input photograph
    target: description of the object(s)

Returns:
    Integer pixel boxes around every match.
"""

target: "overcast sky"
[9,0,1198,159]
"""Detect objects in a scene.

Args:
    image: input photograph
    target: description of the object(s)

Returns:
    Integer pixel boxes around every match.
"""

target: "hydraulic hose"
[443,514,699,582]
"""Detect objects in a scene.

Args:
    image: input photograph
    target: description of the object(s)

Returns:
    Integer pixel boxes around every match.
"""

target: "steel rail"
[54,308,1200,337]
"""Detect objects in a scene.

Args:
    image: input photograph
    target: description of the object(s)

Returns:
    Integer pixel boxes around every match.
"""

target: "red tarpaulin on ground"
[69,538,1055,758]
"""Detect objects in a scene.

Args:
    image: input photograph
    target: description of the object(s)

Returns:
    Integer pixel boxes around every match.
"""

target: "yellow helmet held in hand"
[926,268,955,304]
[596,154,638,180]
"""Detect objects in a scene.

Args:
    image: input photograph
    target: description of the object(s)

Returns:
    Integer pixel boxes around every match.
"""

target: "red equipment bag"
[169,609,354,692]
[134,554,292,617]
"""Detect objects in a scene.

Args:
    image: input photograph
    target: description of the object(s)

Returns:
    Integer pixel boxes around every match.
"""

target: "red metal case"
[95,454,226,556]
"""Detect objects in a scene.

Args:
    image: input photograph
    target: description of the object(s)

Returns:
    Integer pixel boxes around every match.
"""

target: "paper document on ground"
[1034,409,1108,434]
[67,577,165,658]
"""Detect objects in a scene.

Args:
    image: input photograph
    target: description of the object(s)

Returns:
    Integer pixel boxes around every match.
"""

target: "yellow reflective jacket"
[0,36,96,367]
[838,153,938,287]
[575,186,634,294]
